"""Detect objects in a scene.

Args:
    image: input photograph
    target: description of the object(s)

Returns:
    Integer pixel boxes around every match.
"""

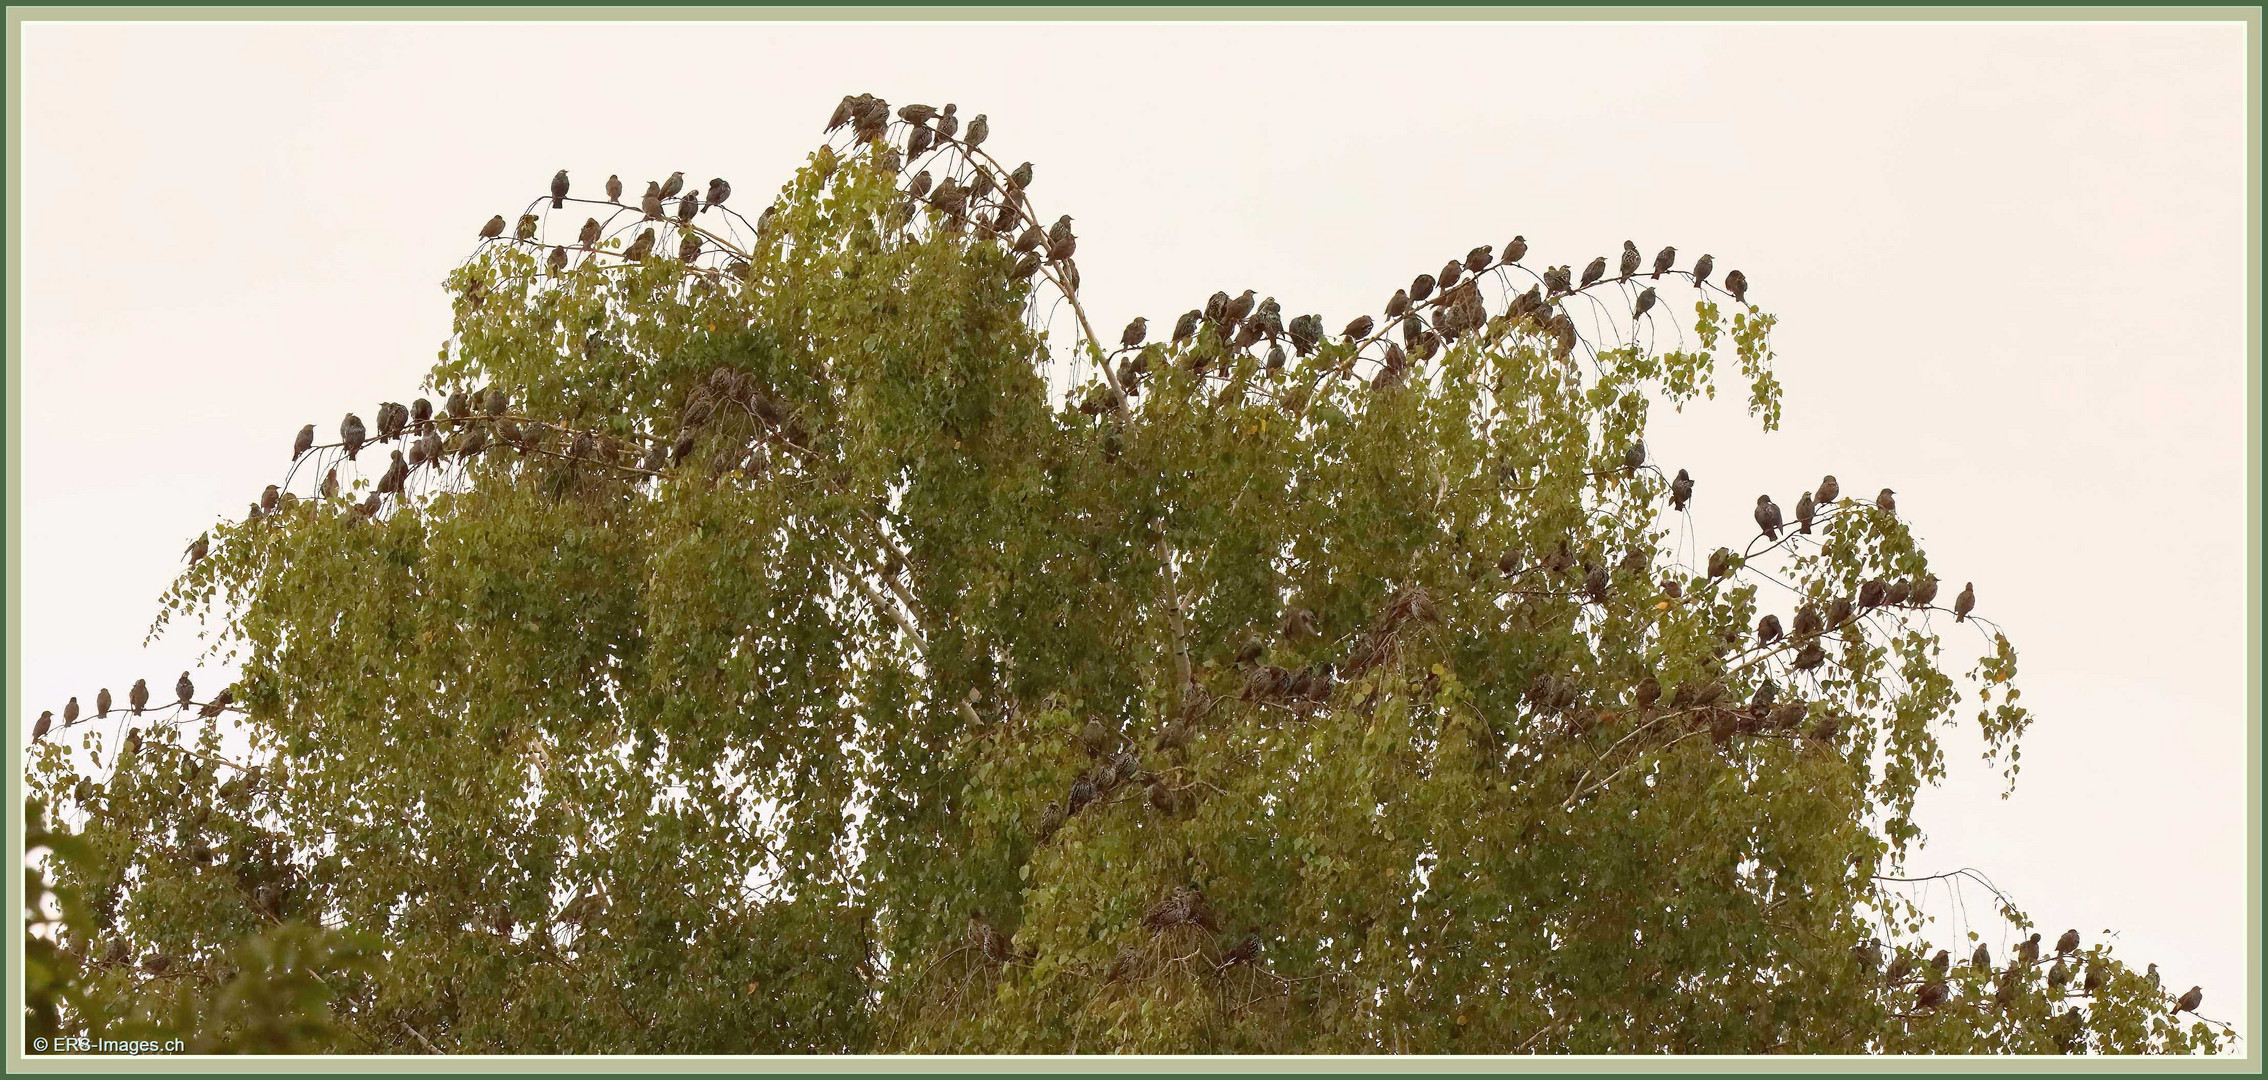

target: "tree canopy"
[23,95,2236,1055]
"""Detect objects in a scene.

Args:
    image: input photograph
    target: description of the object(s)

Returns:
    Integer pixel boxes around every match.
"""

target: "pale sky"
[15,18,2254,1038]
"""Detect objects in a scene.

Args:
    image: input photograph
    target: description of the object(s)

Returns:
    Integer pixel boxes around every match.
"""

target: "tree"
[24,93,2235,1055]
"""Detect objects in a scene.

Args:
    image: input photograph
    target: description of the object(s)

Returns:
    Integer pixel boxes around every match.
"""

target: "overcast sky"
[16,18,2253,1039]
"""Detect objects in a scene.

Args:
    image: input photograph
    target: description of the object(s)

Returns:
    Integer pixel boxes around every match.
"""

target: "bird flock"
[1852,926,2207,1032]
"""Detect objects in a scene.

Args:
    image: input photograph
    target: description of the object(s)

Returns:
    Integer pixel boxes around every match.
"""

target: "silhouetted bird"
[2049,961,2072,993]
[1618,242,1641,281]
[1757,614,1783,646]
[1876,488,1897,514]
[964,113,989,150]
[1384,289,1410,320]
[1815,475,1839,504]
[1931,949,1952,976]
[184,532,208,566]
[479,215,505,239]
[412,398,433,427]
[260,484,280,514]
[625,229,655,261]
[550,169,569,209]
[1916,980,1950,1010]
[378,450,408,495]
[1632,287,1657,319]
[1579,256,1607,288]
[1911,575,1939,607]
[96,688,111,718]
[33,710,50,741]
[1651,246,1675,279]
[660,171,684,199]
[175,671,194,706]
[130,678,149,715]
[1795,490,1815,534]
[62,697,78,726]
[1691,253,1714,287]
[605,174,623,202]
[1884,580,1911,607]
[293,424,315,461]
[1438,259,1463,291]
[1859,579,1887,608]
[2056,929,2079,957]
[547,246,568,274]
[936,103,959,140]
[2175,986,2203,1015]
[199,687,233,719]
[1708,547,1734,579]
[1671,468,1694,510]
[1622,440,1645,472]
[1725,269,1749,303]
[1754,494,1783,540]
[1121,316,1147,350]
[1343,315,1374,341]
[1793,605,1822,637]
[1409,274,1435,303]
[1955,582,1975,622]
[1226,289,1256,325]
[678,231,702,263]
[675,193,698,223]
[641,183,664,221]
[2083,961,2103,995]
[1826,595,1853,627]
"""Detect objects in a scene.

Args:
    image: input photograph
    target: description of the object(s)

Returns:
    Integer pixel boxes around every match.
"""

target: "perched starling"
[175,671,194,706]
[1725,269,1749,303]
[1708,546,1735,579]
[1409,273,1436,303]
[1234,638,1265,666]
[1826,595,1853,628]
[1795,490,1816,534]
[547,245,568,274]
[936,103,959,139]
[486,388,509,417]
[1223,932,1261,967]
[1011,251,1041,280]
[447,389,470,420]
[479,214,505,239]
[515,213,538,241]
[1579,256,1607,289]
[291,423,316,462]
[2049,961,2072,992]
[199,688,233,719]
[1047,215,1077,261]
[679,231,703,263]
[1343,315,1374,341]
[659,171,684,199]
[378,449,408,495]
[1082,718,1110,757]
[624,228,655,261]
[2175,985,2203,1015]
[1438,259,1463,291]
[1915,980,1950,1010]
[1884,580,1911,607]
[1886,951,1914,984]
[2083,961,2102,995]
[1068,772,1097,815]
[1854,938,1883,971]
[341,413,366,460]
[2146,963,2160,991]
[1754,494,1783,540]
[1385,289,1410,320]
[700,177,729,213]
[1498,550,1524,576]
[1757,614,1784,646]
[550,169,569,209]
[1622,440,1645,472]
[1632,287,1657,319]
[1651,245,1676,279]
[1954,582,1975,622]
[641,183,665,221]
[1690,253,1714,287]
[1618,243,1641,281]
[605,174,623,202]
[130,678,149,715]
[1815,474,1839,504]
[1670,468,1694,510]
[1662,576,1683,599]
[412,398,434,428]
[1584,566,1609,603]
[1121,316,1147,350]
[1930,949,1952,976]
[184,533,209,566]
[1858,579,1887,608]
[260,484,280,514]
[2055,929,2079,957]
[1876,488,1897,514]
[96,687,112,718]
[1226,289,1256,325]
[676,193,699,223]
[964,113,989,150]
[1911,575,1939,607]
[1793,605,1822,637]
[33,710,51,741]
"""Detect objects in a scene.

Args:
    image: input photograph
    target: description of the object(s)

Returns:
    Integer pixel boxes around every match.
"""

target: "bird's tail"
[552,196,564,210]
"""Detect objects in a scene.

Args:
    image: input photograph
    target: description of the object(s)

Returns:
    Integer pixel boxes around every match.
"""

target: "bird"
[1464,245,1492,272]
[1651,246,1676,279]
[1757,614,1783,646]
[1815,475,1839,504]
[1884,580,1912,607]
[1955,583,1975,621]
[63,697,80,726]
[1223,932,1261,967]
[1121,317,1147,350]
[1046,215,1076,261]
[1385,289,1410,320]
[1226,289,1256,325]
[659,171,684,199]
[479,214,505,239]
[261,484,280,513]
[936,103,959,140]
[1911,575,1939,607]
[1876,488,1897,514]
[1068,772,1097,815]
[1234,639,1265,666]
[547,246,568,275]
[1690,253,1714,287]
[321,468,339,500]
[1008,161,1033,193]
[964,114,989,150]
[605,174,623,202]
[1409,274,1435,303]
[1930,949,1952,976]
[1622,440,1645,472]
[550,169,569,209]
[676,193,698,223]
[624,229,655,261]
[1858,579,1887,609]
[175,671,194,707]
[1792,605,1822,637]
[199,688,233,719]
[705,177,729,211]
[1618,242,1641,281]
[1886,951,1914,984]
[1504,236,1527,264]
[2055,929,2079,957]
[96,688,111,718]
[2083,961,2103,995]
[130,678,149,715]
[1973,943,1992,972]
[1343,315,1374,341]
[2175,985,2202,1015]
[2145,963,2160,991]
[33,710,51,741]
[2048,961,2072,993]
[1579,256,1607,289]
[1754,494,1783,540]
[513,213,539,240]
[1438,259,1464,291]
[1082,718,1110,757]
[898,102,938,126]
[1173,310,1202,343]
[1281,607,1317,639]
[1915,980,1950,1010]
[1795,490,1816,534]
[339,412,369,461]
[184,533,208,566]
[412,398,433,428]
[1632,287,1657,319]
[1670,469,1694,511]
[641,183,664,220]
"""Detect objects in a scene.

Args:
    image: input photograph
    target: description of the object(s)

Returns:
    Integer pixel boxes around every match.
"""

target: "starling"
[699,177,729,213]
[1234,638,1265,666]
[1853,938,1883,971]
[1815,474,1839,504]
[1224,932,1261,967]
[2055,929,2079,957]
[1439,259,1464,291]
[184,533,208,566]
[1690,253,1714,287]
[1754,494,1783,540]
[1708,546,1735,579]
[1385,289,1410,320]
[2083,961,2102,995]
[624,228,655,261]
[1911,575,1939,607]
[261,484,280,514]
[1409,273,1436,303]
[1793,605,1822,637]
[1579,256,1607,289]
[1008,161,1033,193]
[1876,488,1897,514]
[2175,985,2202,1015]
[1670,468,1694,510]
[550,169,569,209]
[175,671,194,707]
[1618,243,1641,281]
[547,246,568,275]
[1011,251,1041,280]
[33,710,51,741]
[125,728,141,756]
[1859,579,1887,608]
[1651,245,1675,279]
[486,388,508,416]
[378,449,408,494]
[1226,289,1256,325]
[340,413,366,459]
[1915,980,1950,1010]
[1795,490,1815,534]
[292,423,315,462]
[1121,316,1147,350]
[659,171,684,199]
[676,193,699,223]
[412,398,433,428]
[964,113,989,150]
[516,213,538,241]
[1622,440,1645,472]
[130,678,149,715]
[1886,951,1914,984]
[1068,772,1097,815]
[1632,287,1657,319]
[2048,961,2071,992]
[447,388,470,420]
[678,231,703,263]
[934,103,959,139]
[1757,614,1783,645]
[1725,269,1749,303]
[1343,315,1374,341]
[1498,550,1524,576]
[641,183,664,221]
[2146,963,2160,991]
[1047,215,1076,261]
[1662,576,1683,599]
[199,688,233,719]
[1884,580,1911,607]
[1082,718,1110,757]
[1173,310,1202,343]
[1954,582,1975,622]
[479,214,505,239]
[96,687,111,718]
[906,124,935,158]
[62,696,80,726]
[1931,949,1951,976]
[605,174,622,202]
[1826,595,1853,627]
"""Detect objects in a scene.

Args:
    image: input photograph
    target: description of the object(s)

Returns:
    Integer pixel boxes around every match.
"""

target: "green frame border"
[3,4,2259,1073]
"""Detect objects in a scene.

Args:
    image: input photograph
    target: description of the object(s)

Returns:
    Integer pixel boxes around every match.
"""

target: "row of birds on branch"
[1854,930,2205,1018]
[32,673,233,744]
